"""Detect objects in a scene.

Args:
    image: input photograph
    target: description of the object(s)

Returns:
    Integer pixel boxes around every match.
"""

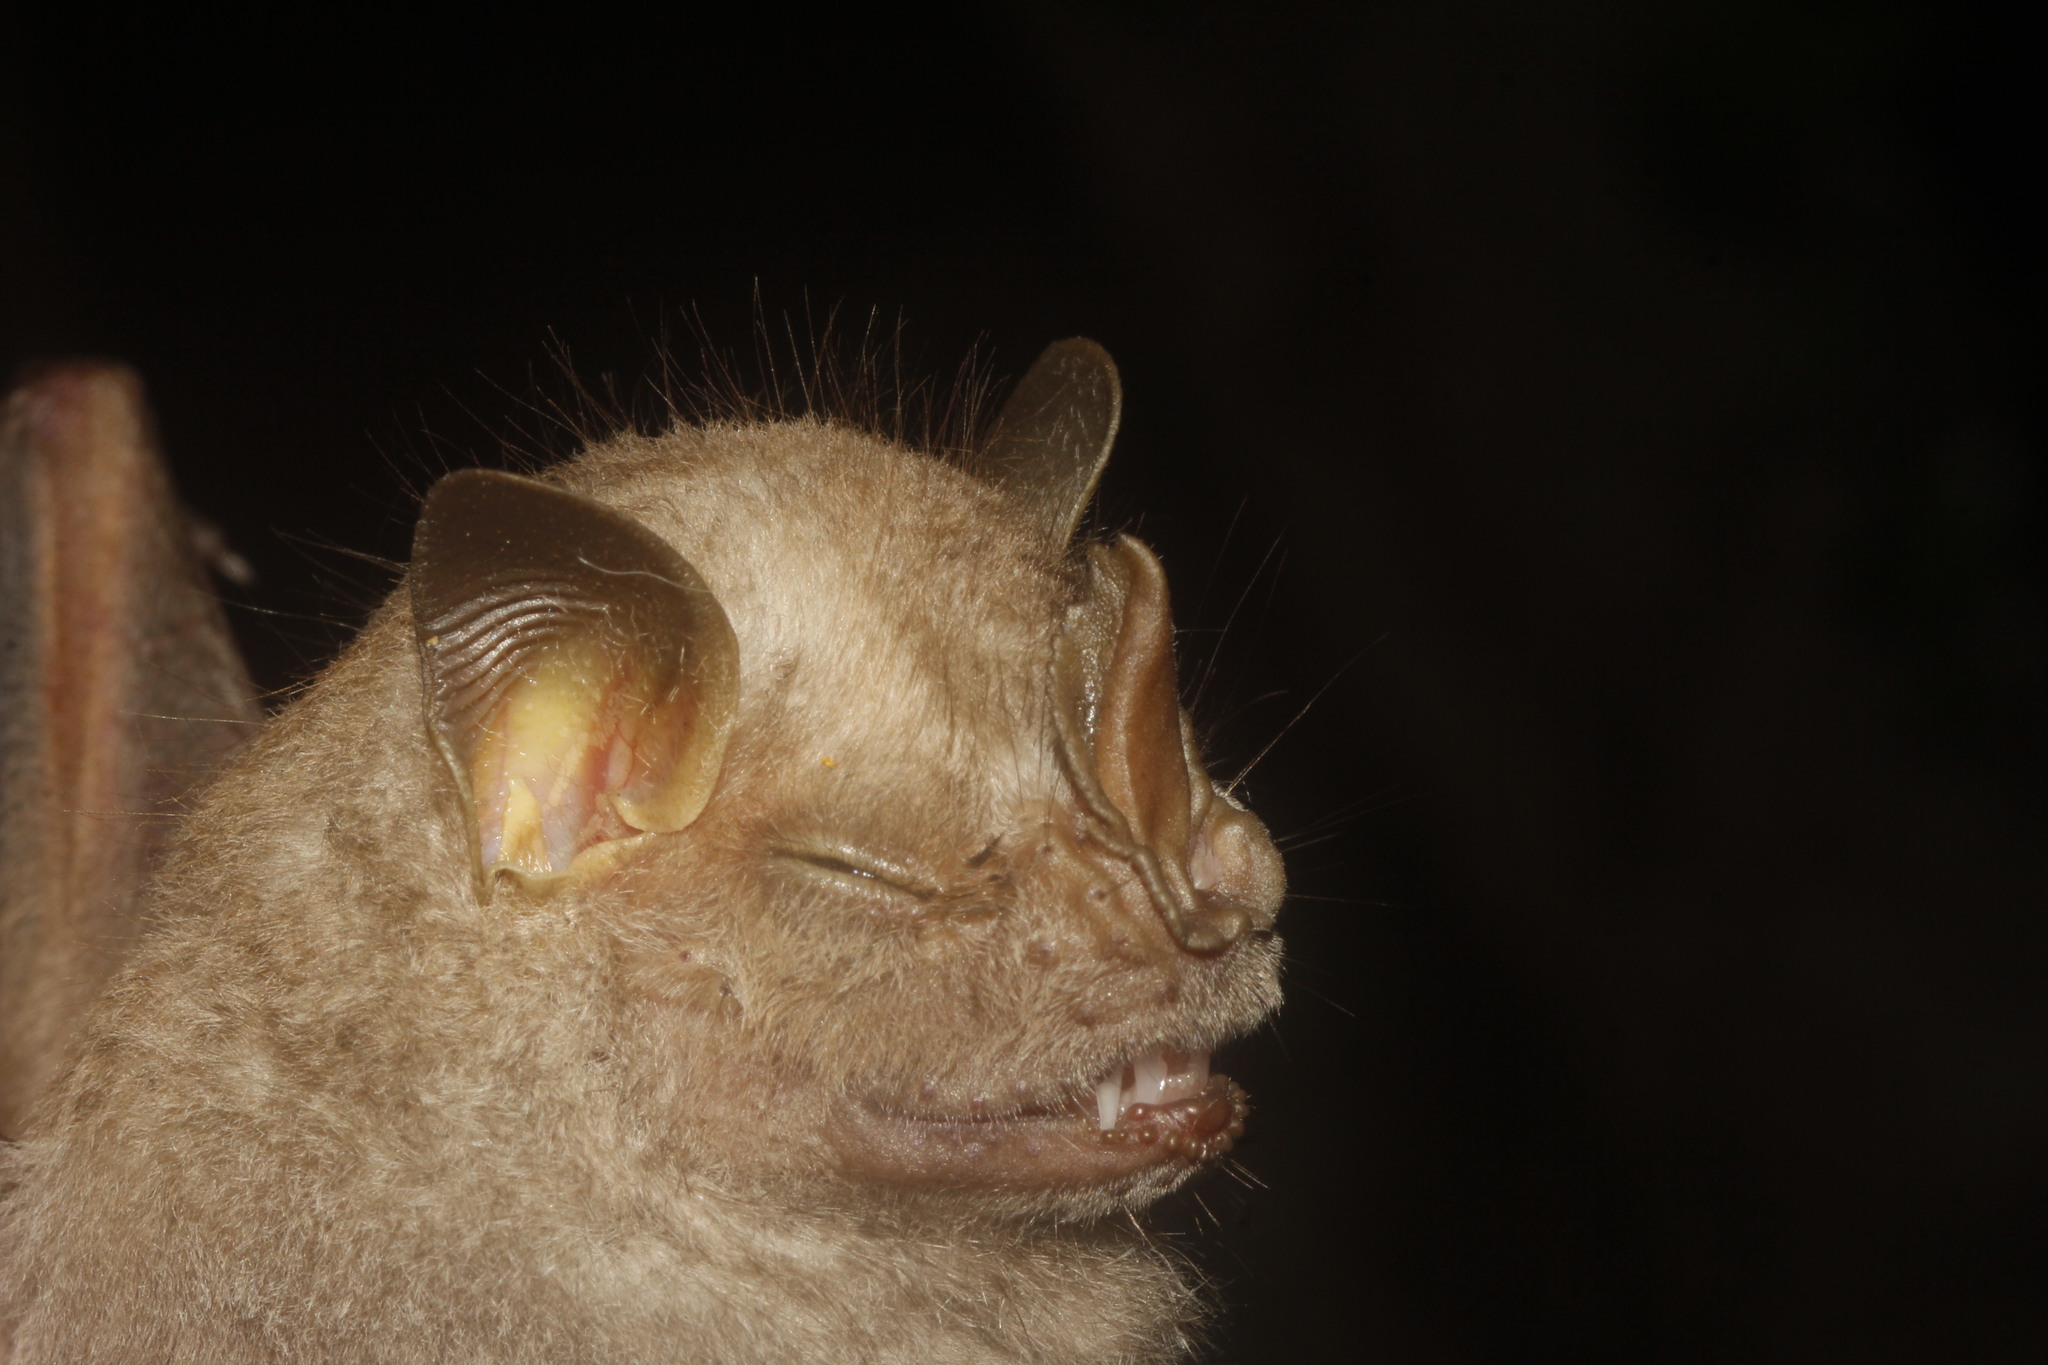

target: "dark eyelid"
[771,843,937,899]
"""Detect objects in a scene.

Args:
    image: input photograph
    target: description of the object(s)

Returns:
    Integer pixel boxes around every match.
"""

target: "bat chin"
[831,1048,1247,1196]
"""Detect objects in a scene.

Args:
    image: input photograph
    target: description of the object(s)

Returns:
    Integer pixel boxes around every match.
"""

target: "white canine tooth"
[1096,1074,1122,1131]
[1132,1053,1169,1108]
[1165,1051,1211,1102]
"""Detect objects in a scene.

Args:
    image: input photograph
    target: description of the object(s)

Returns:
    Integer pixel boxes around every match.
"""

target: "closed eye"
[771,844,937,900]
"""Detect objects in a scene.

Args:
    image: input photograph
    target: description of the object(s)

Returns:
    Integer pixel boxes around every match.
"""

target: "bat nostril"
[1165,904,1252,954]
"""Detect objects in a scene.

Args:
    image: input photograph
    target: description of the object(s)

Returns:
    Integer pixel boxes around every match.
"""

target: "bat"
[0,340,1285,1363]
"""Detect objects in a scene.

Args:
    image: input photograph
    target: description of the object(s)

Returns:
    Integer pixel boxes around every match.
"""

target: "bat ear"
[975,338,1122,547]
[410,470,739,884]
[0,364,263,1136]
[1056,535,1253,952]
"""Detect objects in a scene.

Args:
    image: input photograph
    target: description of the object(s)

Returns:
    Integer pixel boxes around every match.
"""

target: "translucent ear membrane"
[411,470,738,880]
[976,338,1122,547]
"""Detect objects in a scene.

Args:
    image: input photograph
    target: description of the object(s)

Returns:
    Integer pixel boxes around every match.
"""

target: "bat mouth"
[833,1049,1246,1192]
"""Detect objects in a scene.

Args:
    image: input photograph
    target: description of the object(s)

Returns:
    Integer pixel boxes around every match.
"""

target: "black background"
[4,4,2042,1360]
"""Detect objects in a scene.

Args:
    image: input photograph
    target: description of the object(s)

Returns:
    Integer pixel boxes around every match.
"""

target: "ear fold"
[410,470,738,883]
[975,338,1121,547]
[0,364,263,1136]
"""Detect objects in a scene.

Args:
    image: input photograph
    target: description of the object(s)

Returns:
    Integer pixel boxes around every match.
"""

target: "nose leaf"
[1055,536,1250,953]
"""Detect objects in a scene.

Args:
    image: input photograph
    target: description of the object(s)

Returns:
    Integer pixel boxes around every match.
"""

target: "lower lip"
[833,1075,1248,1190]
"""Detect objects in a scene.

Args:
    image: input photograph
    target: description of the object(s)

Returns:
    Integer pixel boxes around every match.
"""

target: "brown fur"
[0,364,1284,1361]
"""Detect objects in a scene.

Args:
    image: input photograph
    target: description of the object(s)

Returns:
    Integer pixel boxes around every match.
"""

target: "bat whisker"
[1187,532,1285,720]
[1282,892,1401,906]
[1226,638,1383,797]
[1275,786,1408,843]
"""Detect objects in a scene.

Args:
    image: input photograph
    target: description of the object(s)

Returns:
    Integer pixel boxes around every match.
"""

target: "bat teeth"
[1092,1049,1212,1131]
[1096,1074,1123,1131]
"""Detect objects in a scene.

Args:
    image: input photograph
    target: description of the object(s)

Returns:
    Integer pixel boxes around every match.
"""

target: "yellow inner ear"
[467,645,637,878]
[498,777,550,874]
[411,470,740,889]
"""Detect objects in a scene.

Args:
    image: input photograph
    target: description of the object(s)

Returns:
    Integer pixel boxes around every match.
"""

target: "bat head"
[381,342,1283,1221]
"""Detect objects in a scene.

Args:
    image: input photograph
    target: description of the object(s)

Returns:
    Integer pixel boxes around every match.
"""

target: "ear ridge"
[976,338,1122,547]
[411,470,738,883]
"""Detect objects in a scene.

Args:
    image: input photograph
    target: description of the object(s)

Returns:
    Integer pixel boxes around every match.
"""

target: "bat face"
[0,342,1286,1360]
[529,424,1285,1218]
